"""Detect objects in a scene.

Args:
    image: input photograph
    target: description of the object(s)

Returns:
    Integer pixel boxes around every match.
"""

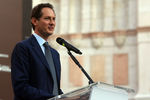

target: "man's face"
[34,7,56,39]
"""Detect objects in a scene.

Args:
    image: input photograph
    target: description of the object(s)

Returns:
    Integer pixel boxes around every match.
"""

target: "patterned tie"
[43,42,58,95]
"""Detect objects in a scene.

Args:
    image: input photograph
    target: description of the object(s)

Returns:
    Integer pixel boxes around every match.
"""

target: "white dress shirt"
[33,33,46,54]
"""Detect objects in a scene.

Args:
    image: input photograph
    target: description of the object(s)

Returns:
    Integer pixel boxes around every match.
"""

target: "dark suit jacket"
[11,35,63,100]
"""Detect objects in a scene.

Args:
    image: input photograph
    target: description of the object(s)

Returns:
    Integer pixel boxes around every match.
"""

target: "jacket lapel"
[30,35,52,74]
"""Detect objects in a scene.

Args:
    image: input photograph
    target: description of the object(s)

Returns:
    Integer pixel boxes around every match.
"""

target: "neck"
[34,31,49,41]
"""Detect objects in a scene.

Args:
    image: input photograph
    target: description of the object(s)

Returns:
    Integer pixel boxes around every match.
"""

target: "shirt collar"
[33,33,46,46]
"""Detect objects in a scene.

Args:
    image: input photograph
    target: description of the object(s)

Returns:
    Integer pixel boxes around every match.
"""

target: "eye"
[43,16,56,21]
[53,17,56,21]
[44,17,50,20]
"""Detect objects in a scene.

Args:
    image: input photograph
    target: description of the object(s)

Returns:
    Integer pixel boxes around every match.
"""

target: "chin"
[43,32,53,37]
[48,31,53,35]
[49,32,53,35]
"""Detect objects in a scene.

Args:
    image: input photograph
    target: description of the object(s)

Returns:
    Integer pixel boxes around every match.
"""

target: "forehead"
[41,7,55,17]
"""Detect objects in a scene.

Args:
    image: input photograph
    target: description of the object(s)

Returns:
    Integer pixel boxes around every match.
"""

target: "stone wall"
[32,0,150,99]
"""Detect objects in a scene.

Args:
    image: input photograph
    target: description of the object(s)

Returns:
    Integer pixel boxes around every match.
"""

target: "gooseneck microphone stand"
[68,50,94,84]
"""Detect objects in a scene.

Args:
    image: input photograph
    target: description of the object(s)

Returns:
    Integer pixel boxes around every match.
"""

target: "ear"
[31,17,38,26]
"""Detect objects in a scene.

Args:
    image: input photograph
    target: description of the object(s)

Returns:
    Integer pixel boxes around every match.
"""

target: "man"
[11,3,63,100]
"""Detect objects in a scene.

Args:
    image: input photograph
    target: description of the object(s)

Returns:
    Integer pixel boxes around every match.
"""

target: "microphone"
[56,37,82,55]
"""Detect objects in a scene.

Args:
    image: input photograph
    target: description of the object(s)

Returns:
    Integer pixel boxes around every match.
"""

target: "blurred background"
[0,0,150,100]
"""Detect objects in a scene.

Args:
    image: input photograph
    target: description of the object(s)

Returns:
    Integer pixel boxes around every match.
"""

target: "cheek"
[39,23,48,29]
[41,22,47,26]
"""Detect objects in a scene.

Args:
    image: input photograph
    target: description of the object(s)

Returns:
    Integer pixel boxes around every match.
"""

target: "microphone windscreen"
[56,37,63,45]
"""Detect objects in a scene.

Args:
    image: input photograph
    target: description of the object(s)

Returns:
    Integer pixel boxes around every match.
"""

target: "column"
[32,0,41,7]
[103,0,113,32]
[91,0,104,32]
[59,0,69,34]
[136,33,150,100]
[135,0,150,99]
[113,0,128,30]
[128,0,137,29]
[69,0,81,33]
[52,0,60,34]
[81,0,91,33]
[113,0,128,48]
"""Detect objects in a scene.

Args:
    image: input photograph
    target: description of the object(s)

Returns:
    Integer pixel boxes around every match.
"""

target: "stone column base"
[133,94,150,100]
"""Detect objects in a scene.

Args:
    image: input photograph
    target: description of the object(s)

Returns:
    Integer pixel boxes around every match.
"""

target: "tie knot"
[43,42,49,47]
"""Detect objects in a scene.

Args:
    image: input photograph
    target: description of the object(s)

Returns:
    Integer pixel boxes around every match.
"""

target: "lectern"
[48,82,134,100]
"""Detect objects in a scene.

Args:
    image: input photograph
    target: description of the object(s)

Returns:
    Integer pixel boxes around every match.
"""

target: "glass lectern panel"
[48,82,134,100]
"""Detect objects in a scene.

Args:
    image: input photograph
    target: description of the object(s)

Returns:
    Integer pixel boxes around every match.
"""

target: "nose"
[49,18,55,25]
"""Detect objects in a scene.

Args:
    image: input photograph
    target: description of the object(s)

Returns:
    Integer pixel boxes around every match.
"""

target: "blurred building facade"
[0,0,150,100]
[32,0,150,100]
[33,0,150,100]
